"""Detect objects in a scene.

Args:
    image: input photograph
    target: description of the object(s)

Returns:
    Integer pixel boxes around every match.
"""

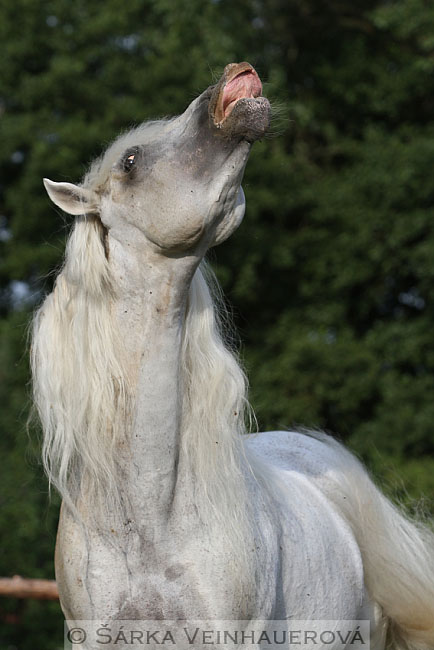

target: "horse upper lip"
[210,62,263,125]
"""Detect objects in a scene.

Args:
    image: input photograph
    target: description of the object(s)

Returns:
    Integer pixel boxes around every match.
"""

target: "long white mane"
[31,210,253,539]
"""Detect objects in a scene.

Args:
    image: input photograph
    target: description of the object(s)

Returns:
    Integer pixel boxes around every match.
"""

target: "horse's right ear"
[43,178,100,216]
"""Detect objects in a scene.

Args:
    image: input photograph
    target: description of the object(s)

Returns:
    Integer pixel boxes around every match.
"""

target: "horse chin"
[216,97,271,142]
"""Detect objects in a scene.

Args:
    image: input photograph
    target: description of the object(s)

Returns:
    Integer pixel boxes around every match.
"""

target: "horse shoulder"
[244,430,374,620]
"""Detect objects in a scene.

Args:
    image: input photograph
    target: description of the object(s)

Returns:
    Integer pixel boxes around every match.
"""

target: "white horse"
[31,63,434,649]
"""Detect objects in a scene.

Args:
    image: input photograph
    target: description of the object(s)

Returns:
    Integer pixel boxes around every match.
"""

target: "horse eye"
[123,153,136,172]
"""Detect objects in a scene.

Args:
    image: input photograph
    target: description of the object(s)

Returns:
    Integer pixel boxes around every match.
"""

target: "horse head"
[43,62,270,255]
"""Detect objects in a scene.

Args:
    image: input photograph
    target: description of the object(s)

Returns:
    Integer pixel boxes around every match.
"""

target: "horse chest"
[56,506,278,622]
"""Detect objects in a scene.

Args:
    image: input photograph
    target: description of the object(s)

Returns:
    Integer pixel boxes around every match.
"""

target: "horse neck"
[108,231,201,524]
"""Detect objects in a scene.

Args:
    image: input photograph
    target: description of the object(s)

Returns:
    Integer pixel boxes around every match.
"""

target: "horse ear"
[43,178,100,216]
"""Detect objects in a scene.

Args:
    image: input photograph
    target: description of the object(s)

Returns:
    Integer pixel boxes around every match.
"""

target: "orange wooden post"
[0,576,59,600]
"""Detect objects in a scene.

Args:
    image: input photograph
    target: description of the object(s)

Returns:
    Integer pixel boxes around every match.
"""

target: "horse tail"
[306,431,434,650]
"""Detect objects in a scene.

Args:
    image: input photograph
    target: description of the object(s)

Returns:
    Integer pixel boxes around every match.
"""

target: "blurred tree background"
[1,0,434,647]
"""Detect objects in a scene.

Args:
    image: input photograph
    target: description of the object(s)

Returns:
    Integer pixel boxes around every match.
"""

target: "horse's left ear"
[43,178,100,216]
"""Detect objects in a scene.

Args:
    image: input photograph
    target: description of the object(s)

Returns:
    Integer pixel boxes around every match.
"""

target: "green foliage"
[1,0,434,647]
[0,312,63,645]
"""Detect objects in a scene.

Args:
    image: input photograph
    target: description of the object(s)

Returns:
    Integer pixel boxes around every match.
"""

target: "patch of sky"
[10,280,40,310]
[0,216,11,242]
[114,35,140,51]
[11,151,25,164]
[398,288,425,311]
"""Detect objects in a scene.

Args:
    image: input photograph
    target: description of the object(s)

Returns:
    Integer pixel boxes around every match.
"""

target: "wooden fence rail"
[0,576,59,600]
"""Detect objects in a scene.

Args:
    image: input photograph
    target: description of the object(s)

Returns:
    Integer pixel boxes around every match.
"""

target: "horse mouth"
[209,62,271,140]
